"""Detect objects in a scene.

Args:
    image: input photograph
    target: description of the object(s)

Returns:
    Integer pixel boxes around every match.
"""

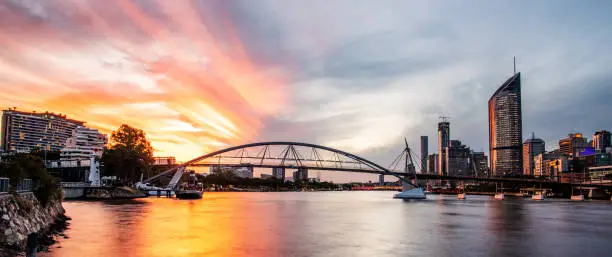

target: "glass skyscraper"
[489,73,523,176]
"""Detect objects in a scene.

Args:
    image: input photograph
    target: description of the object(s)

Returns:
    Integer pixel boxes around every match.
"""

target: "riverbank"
[0,192,68,254]
[83,186,146,200]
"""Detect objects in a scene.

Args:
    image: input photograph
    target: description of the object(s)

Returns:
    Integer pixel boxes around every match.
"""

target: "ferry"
[176,189,203,199]
[176,172,203,199]
[394,187,426,199]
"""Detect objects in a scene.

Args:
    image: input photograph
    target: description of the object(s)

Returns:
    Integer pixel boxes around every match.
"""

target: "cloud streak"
[1,0,612,183]
[0,0,287,161]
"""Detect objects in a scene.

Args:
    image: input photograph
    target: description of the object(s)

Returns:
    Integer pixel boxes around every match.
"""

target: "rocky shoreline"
[0,192,67,256]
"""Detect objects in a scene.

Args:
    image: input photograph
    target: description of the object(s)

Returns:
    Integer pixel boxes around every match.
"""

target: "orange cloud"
[0,0,287,161]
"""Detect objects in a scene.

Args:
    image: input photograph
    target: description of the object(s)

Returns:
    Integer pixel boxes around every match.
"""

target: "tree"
[102,124,154,182]
[0,153,60,206]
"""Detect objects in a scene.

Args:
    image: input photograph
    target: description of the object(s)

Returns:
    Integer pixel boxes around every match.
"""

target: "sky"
[1,0,611,182]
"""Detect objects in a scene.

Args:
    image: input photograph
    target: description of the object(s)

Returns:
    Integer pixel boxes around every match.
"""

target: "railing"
[15,179,33,192]
[0,178,34,193]
[0,177,8,194]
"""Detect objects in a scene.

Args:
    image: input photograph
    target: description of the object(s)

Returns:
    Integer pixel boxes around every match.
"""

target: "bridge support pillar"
[379,174,384,186]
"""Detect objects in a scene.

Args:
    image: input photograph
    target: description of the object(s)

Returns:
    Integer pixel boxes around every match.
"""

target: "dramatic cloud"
[1,0,611,182]
[0,0,287,161]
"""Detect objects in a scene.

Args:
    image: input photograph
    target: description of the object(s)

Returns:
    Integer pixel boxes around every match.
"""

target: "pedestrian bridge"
[144,141,418,188]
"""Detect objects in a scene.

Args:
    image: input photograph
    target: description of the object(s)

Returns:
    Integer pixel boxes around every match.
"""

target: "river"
[40,192,612,257]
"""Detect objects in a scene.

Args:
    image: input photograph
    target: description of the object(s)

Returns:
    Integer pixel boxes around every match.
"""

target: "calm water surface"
[41,192,612,257]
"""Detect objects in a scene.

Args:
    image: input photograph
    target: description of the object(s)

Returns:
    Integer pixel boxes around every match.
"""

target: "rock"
[4,228,11,236]
[2,214,9,220]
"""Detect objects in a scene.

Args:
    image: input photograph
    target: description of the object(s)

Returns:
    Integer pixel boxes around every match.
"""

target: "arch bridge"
[144,142,417,189]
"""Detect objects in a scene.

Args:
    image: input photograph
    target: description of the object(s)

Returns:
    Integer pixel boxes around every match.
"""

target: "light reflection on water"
[41,192,612,257]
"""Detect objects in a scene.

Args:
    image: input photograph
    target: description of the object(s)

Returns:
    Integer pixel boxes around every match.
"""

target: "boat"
[457,182,466,199]
[531,192,545,200]
[494,182,504,200]
[176,171,203,199]
[570,187,584,201]
[176,189,203,199]
[394,187,426,199]
[494,193,504,200]
[571,195,584,201]
[457,193,466,200]
[393,139,427,200]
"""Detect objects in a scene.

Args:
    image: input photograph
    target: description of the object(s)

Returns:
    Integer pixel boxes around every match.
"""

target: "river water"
[40,192,612,257]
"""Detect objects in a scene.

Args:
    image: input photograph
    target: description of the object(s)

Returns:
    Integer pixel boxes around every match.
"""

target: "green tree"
[0,153,60,206]
[102,124,154,182]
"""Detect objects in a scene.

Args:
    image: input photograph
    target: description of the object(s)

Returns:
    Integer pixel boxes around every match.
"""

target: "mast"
[405,138,418,185]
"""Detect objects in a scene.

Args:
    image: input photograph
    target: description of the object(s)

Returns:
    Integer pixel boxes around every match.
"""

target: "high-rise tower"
[437,120,450,175]
[420,136,428,173]
[489,72,523,176]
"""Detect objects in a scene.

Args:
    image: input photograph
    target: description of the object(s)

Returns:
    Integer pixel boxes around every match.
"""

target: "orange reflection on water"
[45,194,283,257]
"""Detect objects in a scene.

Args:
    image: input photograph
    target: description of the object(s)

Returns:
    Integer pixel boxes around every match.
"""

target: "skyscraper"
[489,72,523,176]
[593,130,611,152]
[437,121,450,175]
[522,135,545,176]
[420,136,428,174]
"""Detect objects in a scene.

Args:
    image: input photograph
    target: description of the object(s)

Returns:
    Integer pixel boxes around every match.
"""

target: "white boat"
[531,193,545,200]
[457,193,466,200]
[571,195,584,201]
[394,187,426,200]
[494,193,505,200]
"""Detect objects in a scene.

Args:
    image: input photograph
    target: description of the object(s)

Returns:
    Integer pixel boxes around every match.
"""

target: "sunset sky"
[1,1,611,181]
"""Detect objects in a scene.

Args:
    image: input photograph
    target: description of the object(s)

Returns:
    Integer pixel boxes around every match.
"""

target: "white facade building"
[60,126,107,160]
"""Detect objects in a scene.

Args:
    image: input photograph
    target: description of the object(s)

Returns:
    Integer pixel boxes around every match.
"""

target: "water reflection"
[41,193,612,257]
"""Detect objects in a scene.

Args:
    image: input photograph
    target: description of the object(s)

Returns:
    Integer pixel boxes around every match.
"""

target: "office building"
[522,135,545,176]
[446,140,472,176]
[472,152,489,177]
[420,136,428,174]
[593,130,611,152]
[427,154,439,174]
[534,151,561,177]
[559,133,589,157]
[2,109,84,153]
[438,121,450,175]
[272,167,285,180]
[295,168,308,181]
[489,72,523,176]
[60,126,107,160]
[233,167,254,179]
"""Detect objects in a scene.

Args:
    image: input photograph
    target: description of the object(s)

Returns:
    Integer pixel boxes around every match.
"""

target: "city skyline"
[1,0,611,177]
